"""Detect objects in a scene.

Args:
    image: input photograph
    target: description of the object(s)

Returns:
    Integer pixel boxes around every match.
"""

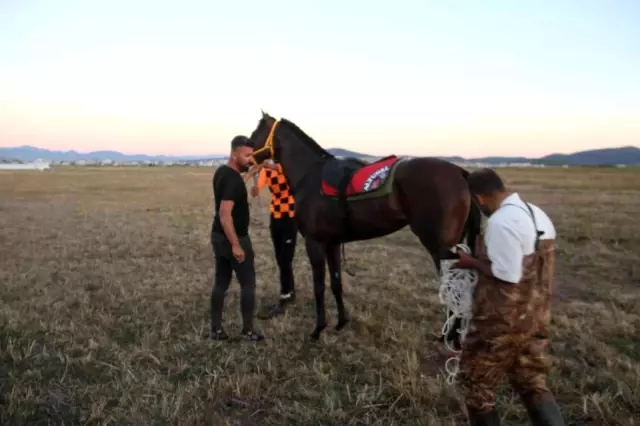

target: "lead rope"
[252,172,261,207]
[341,243,356,277]
[438,243,479,385]
[247,170,262,226]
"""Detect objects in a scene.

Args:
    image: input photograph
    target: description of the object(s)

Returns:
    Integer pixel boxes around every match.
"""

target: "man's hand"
[232,243,246,263]
[250,186,259,197]
[243,164,262,182]
[264,161,278,170]
[453,251,476,269]
[453,249,496,278]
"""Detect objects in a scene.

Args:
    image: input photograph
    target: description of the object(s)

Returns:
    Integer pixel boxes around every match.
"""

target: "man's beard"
[239,163,250,173]
[479,205,494,217]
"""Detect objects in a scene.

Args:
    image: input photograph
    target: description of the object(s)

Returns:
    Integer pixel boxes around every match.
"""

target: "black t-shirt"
[211,165,250,238]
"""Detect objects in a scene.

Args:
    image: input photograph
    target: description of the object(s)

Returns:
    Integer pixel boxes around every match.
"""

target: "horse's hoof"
[335,318,349,331]
[309,324,326,341]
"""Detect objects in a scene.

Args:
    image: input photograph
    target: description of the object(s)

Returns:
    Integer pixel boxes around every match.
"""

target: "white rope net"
[438,244,479,385]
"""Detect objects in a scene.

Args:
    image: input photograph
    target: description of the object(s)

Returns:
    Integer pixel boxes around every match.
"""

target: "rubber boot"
[466,407,501,426]
[526,401,565,426]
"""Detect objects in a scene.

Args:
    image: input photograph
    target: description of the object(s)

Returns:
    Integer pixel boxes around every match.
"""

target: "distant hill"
[0,145,638,166]
[435,147,640,166]
[331,146,640,166]
[0,146,225,163]
[436,155,532,164]
[0,145,372,163]
[536,146,640,166]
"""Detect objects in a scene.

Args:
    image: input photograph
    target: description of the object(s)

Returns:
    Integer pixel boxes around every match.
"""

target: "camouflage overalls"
[458,205,563,424]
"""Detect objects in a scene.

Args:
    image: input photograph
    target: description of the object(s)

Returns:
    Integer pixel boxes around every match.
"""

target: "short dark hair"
[230,135,253,151]
[467,168,506,196]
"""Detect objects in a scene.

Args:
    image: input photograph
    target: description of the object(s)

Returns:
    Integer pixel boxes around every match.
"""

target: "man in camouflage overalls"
[453,168,565,426]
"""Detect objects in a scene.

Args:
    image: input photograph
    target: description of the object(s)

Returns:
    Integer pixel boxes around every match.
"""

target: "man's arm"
[249,168,268,197]
[219,201,240,248]
[218,179,242,247]
[256,168,267,192]
[460,255,494,278]
[243,164,262,182]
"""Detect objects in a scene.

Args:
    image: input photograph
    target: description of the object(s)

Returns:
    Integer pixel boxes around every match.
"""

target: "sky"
[1,0,639,158]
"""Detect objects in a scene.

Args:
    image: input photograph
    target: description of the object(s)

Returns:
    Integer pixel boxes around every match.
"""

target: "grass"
[1,166,639,425]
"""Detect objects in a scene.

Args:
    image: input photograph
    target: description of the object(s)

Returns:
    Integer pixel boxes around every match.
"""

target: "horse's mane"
[280,118,334,159]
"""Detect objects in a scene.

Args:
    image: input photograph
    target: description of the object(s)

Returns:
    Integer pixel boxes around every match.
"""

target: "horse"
[248,111,482,341]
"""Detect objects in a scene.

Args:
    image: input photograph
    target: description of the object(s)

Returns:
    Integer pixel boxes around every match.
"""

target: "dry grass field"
[1,166,639,425]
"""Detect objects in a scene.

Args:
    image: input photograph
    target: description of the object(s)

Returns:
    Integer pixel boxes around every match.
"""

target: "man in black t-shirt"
[210,135,264,342]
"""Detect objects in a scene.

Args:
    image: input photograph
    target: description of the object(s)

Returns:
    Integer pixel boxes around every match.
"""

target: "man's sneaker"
[209,328,229,341]
[282,291,296,303]
[240,330,264,342]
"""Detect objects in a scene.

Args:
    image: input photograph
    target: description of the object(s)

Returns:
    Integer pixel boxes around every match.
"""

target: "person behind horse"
[209,135,264,342]
[246,159,298,318]
[453,168,564,426]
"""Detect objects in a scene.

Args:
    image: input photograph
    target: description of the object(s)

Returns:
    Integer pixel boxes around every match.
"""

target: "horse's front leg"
[305,238,327,340]
[326,244,349,331]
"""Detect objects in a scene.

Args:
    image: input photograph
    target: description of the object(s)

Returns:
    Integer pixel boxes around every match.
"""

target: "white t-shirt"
[484,192,556,284]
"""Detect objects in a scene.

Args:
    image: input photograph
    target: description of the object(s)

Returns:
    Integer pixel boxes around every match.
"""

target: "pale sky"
[1,0,639,158]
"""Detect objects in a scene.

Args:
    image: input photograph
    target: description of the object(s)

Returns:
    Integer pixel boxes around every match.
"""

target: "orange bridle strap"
[251,120,279,165]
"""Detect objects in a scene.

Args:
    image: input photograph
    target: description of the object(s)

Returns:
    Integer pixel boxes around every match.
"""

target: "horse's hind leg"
[326,244,349,331]
[306,238,327,340]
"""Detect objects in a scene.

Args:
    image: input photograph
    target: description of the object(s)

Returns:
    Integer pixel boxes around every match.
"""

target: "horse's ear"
[261,109,267,119]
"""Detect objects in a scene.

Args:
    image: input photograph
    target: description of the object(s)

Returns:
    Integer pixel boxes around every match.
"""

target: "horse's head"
[249,110,281,165]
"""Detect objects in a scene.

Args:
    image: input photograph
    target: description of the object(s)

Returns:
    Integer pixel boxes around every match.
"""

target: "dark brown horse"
[248,111,482,341]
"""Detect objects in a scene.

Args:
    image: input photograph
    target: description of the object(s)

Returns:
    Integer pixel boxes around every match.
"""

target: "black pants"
[269,216,298,296]
[210,233,256,332]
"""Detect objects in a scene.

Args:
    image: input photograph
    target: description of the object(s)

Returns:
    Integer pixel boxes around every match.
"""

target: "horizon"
[1,1,639,158]
[4,143,638,160]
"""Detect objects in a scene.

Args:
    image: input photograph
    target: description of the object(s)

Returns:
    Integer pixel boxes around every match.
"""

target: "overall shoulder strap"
[502,202,543,250]
[524,202,543,250]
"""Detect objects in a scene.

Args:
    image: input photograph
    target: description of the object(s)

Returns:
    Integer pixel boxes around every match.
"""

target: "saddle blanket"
[321,155,400,198]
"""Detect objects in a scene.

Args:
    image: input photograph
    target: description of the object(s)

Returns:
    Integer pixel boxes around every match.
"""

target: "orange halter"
[251,120,279,165]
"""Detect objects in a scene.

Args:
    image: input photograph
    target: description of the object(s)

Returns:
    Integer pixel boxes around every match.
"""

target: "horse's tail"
[461,169,483,256]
